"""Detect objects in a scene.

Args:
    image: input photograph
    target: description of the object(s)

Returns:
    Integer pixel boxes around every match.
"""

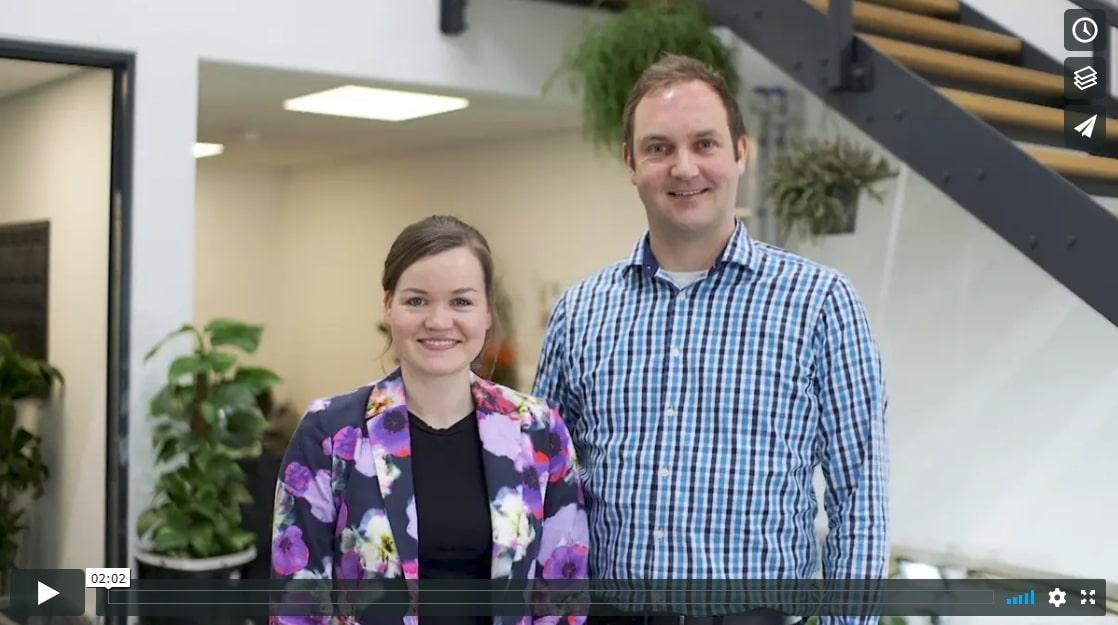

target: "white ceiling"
[197,62,583,170]
[0,58,84,101]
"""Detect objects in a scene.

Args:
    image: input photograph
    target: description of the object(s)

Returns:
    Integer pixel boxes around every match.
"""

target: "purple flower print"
[538,504,589,562]
[283,463,313,496]
[338,551,362,579]
[272,525,309,575]
[332,426,360,461]
[541,544,588,580]
[370,407,411,457]
[477,413,525,463]
[336,501,349,534]
[276,616,330,625]
[548,427,571,481]
[353,437,375,477]
[474,384,520,415]
[522,467,543,519]
[402,559,419,579]
[306,470,335,524]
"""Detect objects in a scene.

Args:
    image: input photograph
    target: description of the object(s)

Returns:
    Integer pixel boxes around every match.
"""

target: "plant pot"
[812,187,860,236]
[135,547,256,625]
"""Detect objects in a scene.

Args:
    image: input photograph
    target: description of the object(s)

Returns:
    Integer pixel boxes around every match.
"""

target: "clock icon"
[1073,16,1099,43]
[1066,10,1107,50]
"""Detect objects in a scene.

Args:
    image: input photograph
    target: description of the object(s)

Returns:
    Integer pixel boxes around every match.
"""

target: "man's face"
[625,80,747,241]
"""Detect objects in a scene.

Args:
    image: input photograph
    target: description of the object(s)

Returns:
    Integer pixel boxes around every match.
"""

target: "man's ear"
[623,142,636,182]
[735,135,748,174]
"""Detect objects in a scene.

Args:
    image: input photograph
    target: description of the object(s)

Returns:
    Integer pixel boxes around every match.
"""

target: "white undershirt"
[660,269,707,290]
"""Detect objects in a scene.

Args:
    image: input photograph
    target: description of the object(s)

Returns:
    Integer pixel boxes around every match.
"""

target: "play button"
[37,581,60,605]
[9,569,84,616]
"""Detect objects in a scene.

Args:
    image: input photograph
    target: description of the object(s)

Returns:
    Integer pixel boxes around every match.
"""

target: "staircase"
[805,0,1118,192]
[698,0,1118,325]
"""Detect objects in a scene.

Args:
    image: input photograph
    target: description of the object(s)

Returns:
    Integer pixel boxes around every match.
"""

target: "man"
[533,55,888,625]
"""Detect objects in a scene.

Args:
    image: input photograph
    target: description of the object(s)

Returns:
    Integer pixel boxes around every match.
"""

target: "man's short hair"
[622,53,747,166]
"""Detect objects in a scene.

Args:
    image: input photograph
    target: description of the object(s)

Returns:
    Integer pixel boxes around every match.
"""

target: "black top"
[409,411,492,625]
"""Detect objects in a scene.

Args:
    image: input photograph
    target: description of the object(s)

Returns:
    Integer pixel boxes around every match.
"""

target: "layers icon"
[1074,65,1099,90]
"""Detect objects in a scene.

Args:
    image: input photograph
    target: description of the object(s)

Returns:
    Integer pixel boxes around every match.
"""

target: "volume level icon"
[1006,589,1036,606]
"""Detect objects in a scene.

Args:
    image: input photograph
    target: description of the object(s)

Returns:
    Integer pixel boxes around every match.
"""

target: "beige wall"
[0,68,112,589]
[196,131,647,412]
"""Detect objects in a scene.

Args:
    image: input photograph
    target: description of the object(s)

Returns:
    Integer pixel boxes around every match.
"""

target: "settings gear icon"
[1049,587,1068,608]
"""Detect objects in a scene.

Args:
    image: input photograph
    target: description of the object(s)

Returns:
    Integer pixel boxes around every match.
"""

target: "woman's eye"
[404,297,424,306]
[453,298,473,307]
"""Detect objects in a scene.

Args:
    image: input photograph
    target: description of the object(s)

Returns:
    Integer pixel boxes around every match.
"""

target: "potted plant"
[136,318,280,587]
[0,333,62,594]
[765,136,897,238]
[550,0,738,151]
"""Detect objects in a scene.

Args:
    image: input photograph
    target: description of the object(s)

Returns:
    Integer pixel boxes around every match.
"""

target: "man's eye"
[698,139,716,150]
[648,144,669,154]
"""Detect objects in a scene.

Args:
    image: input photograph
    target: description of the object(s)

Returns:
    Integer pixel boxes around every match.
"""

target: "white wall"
[0,69,112,598]
[0,0,600,565]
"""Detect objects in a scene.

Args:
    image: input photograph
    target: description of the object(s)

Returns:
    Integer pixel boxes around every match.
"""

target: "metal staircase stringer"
[697,0,1118,327]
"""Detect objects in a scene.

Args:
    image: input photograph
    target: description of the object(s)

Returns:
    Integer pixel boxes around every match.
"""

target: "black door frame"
[0,37,133,602]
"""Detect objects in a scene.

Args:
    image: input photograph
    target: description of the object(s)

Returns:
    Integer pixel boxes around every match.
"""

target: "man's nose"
[670,151,699,179]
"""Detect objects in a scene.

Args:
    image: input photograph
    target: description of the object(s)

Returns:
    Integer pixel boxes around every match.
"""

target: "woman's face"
[384,246,492,381]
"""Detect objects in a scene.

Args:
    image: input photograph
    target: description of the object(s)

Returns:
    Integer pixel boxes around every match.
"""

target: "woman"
[271,215,588,625]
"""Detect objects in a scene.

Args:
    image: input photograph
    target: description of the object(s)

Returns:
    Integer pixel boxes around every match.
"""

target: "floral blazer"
[271,369,589,625]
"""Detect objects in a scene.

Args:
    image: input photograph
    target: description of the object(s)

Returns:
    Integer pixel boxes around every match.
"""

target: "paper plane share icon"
[1075,114,1098,137]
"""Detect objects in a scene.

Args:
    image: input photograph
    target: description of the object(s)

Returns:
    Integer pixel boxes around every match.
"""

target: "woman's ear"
[383,292,393,323]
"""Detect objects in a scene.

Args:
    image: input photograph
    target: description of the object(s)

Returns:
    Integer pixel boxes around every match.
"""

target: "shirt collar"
[626,219,759,279]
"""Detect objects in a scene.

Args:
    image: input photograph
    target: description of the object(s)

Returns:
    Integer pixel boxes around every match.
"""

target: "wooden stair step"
[861,34,1063,98]
[860,0,960,17]
[940,87,1118,140]
[1022,145,1118,182]
[808,0,1019,57]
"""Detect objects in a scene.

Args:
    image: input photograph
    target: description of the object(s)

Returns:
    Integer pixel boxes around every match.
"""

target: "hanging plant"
[765,136,897,238]
[550,0,739,151]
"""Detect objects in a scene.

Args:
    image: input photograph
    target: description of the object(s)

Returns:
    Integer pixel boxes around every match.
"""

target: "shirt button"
[654,529,666,541]
[658,466,670,478]
[670,347,682,358]
[664,407,676,417]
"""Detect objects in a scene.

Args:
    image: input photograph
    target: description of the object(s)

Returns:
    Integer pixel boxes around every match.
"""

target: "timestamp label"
[85,567,131,589]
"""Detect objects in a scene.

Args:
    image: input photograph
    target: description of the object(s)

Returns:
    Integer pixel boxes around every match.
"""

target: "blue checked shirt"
[533,221,888,625]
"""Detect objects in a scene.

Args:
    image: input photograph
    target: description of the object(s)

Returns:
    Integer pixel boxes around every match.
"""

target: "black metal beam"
[696,0,1118,327]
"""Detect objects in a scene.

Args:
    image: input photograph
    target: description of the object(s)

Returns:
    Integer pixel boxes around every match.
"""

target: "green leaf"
[137,509,161,538]
[206,351,237,375]
[232,367,281,395]
[224,409,265,449]
[153,526,190,551]
[189,526,217,557]
[199,402,219,426]
[169,355,207,380]
[226,529,256,553]
[205,319,263,353]
[212,383,258,413]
